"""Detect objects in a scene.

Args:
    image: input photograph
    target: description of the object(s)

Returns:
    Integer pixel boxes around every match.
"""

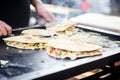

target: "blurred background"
[29,0,120,26]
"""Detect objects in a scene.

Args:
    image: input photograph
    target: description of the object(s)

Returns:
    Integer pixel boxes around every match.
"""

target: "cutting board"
[70,13,120,33]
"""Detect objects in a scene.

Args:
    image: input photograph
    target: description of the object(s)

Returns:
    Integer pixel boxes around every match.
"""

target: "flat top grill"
[0,25,120,80]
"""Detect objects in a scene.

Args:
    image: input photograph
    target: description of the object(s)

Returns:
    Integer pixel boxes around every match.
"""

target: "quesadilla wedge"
[3,35,49,49]
[21,29,56,37]
[47,39,102,60]
[47,21,76,35]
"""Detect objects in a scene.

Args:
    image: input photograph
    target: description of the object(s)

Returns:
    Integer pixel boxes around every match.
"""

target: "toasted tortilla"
[47,21,75,31]
[47,39,102,60]
[47,21,76,35]
[3,35,49,49]
[21,29,55,36]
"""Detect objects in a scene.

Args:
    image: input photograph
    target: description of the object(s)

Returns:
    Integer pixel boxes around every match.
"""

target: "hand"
[0,20,12,37]
[36,5,56,23]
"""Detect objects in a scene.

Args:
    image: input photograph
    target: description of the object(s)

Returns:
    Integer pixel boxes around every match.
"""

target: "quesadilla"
[47,21,76,35]
[47,39,102,60]
[3,35,49,49]
[21,29,56,37]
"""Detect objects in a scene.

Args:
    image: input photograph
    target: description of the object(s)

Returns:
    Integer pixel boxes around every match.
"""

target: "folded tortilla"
[47,21,76,35]
[3,35,49,49]
[47,39,102,60]
[21,29,56,37]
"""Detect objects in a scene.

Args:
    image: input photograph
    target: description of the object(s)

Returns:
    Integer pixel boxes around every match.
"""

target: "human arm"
[31,0,55,22]
[0,20,12,37]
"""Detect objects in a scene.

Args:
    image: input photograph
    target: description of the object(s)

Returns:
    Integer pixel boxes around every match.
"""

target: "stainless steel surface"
[75,24,120,36]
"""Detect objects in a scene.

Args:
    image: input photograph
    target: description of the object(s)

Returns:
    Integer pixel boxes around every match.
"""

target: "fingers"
[0,20,12,37]
[36,6,56,22]
[0,31,2,37]
[45,11,56,22]
[4,23,12,36]
[39,11,56,22]
[0,21,8,36]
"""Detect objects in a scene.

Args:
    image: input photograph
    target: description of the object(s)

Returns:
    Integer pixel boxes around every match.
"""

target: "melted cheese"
[47,47,101,60]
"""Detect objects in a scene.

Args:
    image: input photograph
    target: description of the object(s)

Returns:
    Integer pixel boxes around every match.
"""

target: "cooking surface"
[0,25,120,80]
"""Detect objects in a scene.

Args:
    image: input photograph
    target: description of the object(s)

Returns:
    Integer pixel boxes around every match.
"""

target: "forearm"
[31,0,55,22]
[31,0,44,8]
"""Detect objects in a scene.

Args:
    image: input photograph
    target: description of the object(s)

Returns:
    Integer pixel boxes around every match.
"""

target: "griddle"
[0,25,120,80]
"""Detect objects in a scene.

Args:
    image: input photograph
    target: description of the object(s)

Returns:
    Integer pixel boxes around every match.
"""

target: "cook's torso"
[0,0,30,28]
